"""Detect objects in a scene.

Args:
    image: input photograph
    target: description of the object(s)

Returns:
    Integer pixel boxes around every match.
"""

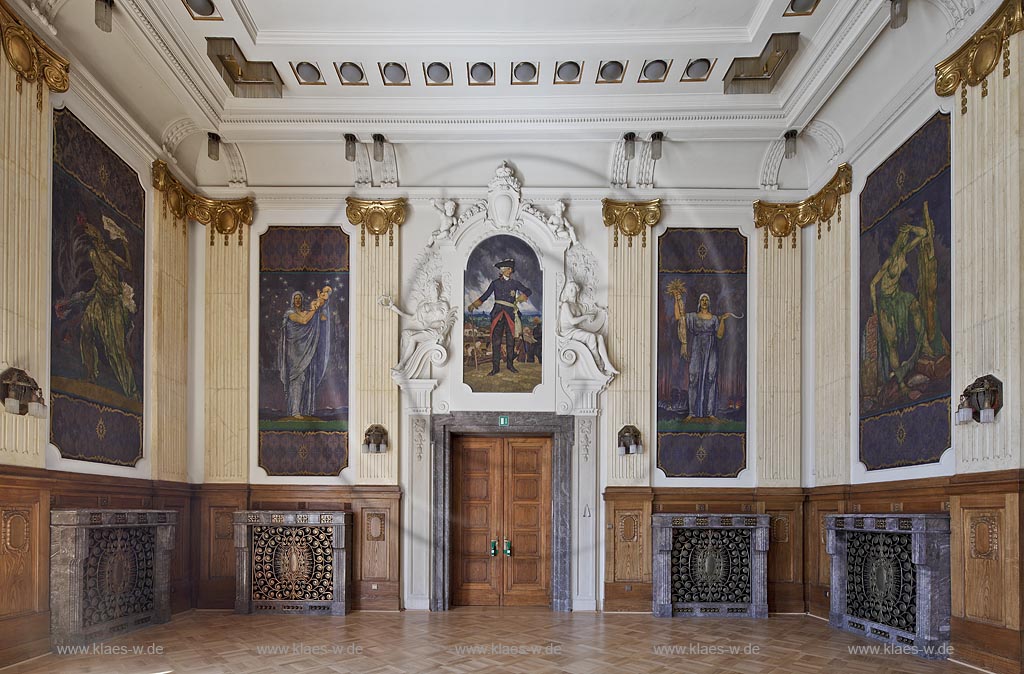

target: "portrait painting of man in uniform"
[463,234,543,393]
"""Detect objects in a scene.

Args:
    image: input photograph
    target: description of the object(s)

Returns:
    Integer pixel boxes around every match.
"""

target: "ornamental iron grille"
[846,531,916,632]
[83,527,156,626]
[825,514,950,660]
[50,509,175,648]
[671,528,751,604]
[234,511,352,615]
[251,526,335,601]
[653,513,769,618]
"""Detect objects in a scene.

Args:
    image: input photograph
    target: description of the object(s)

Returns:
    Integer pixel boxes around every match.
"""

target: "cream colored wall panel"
[814,193,851,485]
[953,33,1023,473]
[151,200,189,482]
[757,248,802,486]
[353,226,400,485]
[204,243,249,482]
[0,52,50,468]
[606,234,650,486]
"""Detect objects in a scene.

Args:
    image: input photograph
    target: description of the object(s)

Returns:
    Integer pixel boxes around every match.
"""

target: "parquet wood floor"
[3,610,977,674]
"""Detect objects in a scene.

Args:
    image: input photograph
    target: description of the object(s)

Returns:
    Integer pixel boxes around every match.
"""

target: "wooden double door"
[451,435,552,607]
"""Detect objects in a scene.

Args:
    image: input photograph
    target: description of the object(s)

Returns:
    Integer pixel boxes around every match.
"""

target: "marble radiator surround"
[430,412,573,611]
[652,513,769,618]
[825,513,951,659]
[50,509,176,648]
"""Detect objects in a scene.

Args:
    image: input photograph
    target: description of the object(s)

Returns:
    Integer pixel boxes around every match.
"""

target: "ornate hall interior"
[0,0,1022,672]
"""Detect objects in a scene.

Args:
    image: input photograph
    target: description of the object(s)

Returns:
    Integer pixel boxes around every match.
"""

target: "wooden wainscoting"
[803,470,1024,674]
[193,483,249,609]
[603,487,653,611]
[249,485,402,610]
[0,465,198,669]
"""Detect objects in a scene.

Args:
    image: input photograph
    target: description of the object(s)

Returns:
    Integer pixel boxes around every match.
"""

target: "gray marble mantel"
[50,509,176,648]
[825,513,950,659]
[652,513,769,618]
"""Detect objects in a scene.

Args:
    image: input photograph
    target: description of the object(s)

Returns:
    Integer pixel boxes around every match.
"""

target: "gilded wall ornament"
[345,197,406,246]
[934,0,1023,114]
[0,0,69,110]
[601,198,662,248]
[151,160,255,245]
[752,162,852,249]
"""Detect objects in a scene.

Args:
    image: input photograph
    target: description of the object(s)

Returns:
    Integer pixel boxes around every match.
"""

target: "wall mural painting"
[258,226,349,476]
[50,108,146,465]
[859,112,952,470]
[464,234,543,393]
[657,228,748,478]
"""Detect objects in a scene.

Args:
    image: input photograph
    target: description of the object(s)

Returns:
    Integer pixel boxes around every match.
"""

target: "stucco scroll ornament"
[379,282,460,381]
[428,198,459,246]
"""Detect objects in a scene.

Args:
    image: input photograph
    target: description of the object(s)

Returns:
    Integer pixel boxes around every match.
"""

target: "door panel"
[451,437,503,606]
[451,436,552,607]
[502,437,552,606]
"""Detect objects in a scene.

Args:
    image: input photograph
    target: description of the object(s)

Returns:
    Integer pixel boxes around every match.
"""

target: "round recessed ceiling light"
[789,0,817,12]
[383,62,407,84]
[339,62,364,83]
[556,61,581,82]
[426,62,450,83]
[295,61,321,83]
[643,59,668,81]
[513,62,537,83]
[470,62,494,83]
[684,58,711,80]
[185,0,216,16]
[599,61,624,81]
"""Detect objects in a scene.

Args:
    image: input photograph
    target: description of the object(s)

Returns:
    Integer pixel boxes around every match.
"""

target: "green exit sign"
[498,415,510,427]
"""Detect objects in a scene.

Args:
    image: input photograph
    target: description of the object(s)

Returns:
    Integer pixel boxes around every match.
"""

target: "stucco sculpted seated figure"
[557,281,618,377]
[379,282,459,380]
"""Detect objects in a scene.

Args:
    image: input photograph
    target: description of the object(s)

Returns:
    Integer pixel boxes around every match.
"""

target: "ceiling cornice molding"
[802,120,844,166]
[160,116,201,156]
[115,0,224,127]
[198,185,807,212]
[925,0,977,36]
[779,0,889,130]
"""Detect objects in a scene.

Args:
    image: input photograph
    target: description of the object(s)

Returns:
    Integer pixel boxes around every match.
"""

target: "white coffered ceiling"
[19,0,982,189]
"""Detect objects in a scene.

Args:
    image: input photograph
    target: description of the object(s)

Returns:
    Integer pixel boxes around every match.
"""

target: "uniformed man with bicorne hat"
[467,258,533,376]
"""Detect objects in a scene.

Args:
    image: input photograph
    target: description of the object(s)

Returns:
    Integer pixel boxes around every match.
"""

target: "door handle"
[503,539,512,557]
[490,540,498,557]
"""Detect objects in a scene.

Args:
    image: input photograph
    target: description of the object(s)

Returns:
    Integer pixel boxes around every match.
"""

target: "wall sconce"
[361,424,389,453]
[955,374,1002,425]
[207,132,221,161]
[784,129,798,159]
[889,0,908,29]
[95,0,113,32]
[344,133,357,162]
[623,132,636,161]
[372,134,386,162]
[1,368,47,418]
[617,425,643,455]
[650,132,664,161]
